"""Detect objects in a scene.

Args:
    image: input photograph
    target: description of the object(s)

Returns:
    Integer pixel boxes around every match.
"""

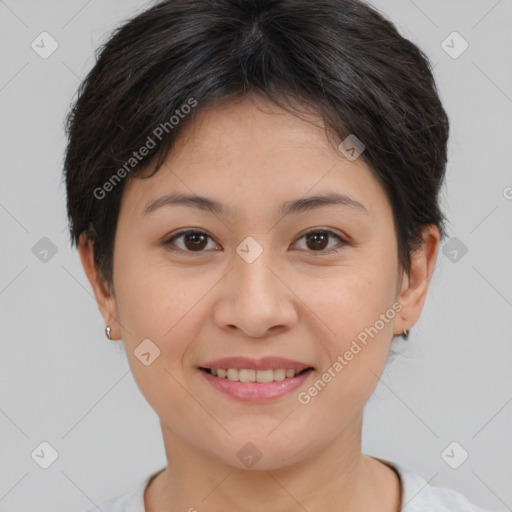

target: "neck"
[145,416,401,512]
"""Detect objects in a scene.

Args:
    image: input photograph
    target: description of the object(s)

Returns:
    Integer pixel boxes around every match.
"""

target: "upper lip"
[200,357,313,371]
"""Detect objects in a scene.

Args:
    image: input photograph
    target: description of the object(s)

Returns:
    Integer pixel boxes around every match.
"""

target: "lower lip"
[199,368,314,403]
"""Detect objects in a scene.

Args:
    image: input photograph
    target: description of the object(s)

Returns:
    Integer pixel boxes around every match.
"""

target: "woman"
[63,0,490,510]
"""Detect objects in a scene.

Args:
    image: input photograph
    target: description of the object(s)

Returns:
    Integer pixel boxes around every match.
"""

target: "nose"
[212,246,298,338]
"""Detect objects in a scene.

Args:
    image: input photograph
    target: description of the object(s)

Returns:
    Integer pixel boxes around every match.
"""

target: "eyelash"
[162,229,348,256]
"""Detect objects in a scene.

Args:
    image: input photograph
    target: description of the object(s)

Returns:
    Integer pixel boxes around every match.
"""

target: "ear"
[77,233,121,340]
[394,225,440,336]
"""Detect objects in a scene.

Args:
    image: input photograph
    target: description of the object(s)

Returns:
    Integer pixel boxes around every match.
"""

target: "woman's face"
[82,94,437,470]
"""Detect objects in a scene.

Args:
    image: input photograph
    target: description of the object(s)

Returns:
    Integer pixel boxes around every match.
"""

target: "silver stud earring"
[105,325,112,340]
[401,328,409,340]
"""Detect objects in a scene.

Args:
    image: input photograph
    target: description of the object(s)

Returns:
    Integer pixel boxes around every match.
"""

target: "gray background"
[0,0,511,510]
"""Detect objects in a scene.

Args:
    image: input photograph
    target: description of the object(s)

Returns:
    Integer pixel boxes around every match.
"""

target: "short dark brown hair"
[63,0,449,289]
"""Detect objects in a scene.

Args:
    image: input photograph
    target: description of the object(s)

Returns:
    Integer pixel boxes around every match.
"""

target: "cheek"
[113,259,219,394]
[309,263,397,339]
[113,264,205,411]
[113,250,198,346]
[302,257,397,395]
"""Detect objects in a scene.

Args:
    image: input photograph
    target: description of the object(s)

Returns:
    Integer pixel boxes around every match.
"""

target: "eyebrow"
[142,191,368,217]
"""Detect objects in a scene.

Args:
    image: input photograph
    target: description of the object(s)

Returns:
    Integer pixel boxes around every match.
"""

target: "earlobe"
[77,233,121,339]
[394,225,440,336]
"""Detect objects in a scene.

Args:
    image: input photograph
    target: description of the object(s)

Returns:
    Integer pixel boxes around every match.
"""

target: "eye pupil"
[306,232,329,251]
[184,232,208,251]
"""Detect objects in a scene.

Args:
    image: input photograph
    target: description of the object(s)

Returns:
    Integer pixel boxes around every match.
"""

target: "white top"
[82,458,491,512]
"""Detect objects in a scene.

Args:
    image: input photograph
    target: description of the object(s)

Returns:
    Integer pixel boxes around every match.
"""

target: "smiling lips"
[199,356,314,400]
[208,367,308,383]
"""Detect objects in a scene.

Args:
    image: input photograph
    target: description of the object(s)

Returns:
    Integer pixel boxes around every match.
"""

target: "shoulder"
[80,462,493,512]
[80,470,158,512]
[379,458,492,512]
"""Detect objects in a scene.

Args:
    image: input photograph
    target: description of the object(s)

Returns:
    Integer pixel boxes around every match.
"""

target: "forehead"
[172,95,339,165]
[120,95,390,222]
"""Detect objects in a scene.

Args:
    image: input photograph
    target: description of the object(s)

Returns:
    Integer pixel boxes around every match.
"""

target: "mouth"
[198,357,315,402]
[199,366,314,383]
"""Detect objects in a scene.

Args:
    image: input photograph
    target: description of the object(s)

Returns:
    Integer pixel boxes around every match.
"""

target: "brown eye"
[163,230,218,253]
[182,232,208,251]
[163,228,347,256]
[294,229,347,254]
[305,232,329,251]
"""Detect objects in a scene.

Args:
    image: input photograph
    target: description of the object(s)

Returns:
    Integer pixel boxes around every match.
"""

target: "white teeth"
[239,369,256,382]
[273,368,286,381]
[227,368,239,381]
[256,369,274,383]
[209,368,307,382]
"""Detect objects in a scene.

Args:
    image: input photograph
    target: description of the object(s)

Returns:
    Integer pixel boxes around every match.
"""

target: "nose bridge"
[213,234,297,337]
[233,237,280,308]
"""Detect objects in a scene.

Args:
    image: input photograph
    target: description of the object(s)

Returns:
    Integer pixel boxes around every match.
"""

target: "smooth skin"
[79,92,439,512]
